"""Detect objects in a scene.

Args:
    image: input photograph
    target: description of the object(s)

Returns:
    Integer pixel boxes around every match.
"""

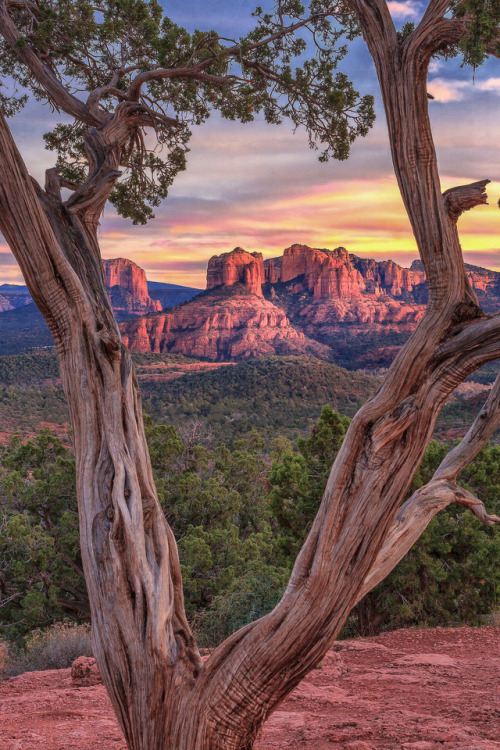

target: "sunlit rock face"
[264,244,427,303]
[120,290,330,361]
[207,248,265,297]
[103,258,162,319]
[119,244,500,367]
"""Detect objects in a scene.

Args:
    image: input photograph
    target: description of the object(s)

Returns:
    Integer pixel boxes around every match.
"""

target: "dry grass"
[6,621,93,677]
[0,640,10,681]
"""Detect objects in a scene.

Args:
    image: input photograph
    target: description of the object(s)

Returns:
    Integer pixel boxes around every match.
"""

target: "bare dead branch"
[443,179,490,222]
[45,167,63,200]
[437,311,500,367]
[419,0,450,24]
[45,168,81,200]
[358,477,499,601]
[358,369,500,599]
[453,484,500,525]
[435,374,500,480]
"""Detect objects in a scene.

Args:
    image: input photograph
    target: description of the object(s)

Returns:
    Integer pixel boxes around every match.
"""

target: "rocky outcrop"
[263,244,427,302]
[119,244,500,367]
[103,258,162,319]
[207,248,265,297]
[0,287,33,311]
[120,288,330,361]
[0,295,14,313]
[71,656,102,687]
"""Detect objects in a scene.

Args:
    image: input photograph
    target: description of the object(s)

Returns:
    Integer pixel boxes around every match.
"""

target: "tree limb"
[358,370,500,600]
[348,0,397,51]
[419,0,450,25]
[443,179,490,222]
[358,477,499,601]
[437,311,500,366]
[0,0,101,126]
[434,372,500,480]
[126,10,339,100]
[65,126,121,224]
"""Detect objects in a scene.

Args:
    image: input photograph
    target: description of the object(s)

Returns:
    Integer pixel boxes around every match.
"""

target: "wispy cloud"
[387,0,419,18]
[428,60,442,74]
[478,77,500,93]
[427,78,470,102]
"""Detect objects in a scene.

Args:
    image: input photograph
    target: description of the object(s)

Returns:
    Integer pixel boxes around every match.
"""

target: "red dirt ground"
[1,626,498,750]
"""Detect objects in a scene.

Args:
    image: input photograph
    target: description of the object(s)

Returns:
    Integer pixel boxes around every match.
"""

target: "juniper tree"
[0,0,499,748]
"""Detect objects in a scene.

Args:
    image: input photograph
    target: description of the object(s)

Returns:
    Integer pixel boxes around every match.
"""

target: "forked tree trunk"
[1,2,499,748]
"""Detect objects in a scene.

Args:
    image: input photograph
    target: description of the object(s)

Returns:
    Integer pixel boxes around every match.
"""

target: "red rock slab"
[0,627,498,750]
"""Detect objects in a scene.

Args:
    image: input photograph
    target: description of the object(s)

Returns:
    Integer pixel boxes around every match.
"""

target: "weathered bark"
[0,1,499,748]
[0,110,203,748]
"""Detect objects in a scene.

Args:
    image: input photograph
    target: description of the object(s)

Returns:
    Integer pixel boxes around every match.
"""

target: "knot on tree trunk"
[450,299,484,326]
[443,179,490,221]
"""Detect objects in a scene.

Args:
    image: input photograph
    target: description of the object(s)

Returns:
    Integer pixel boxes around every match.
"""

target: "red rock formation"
[120,289,329,361]
[119,244,500,365]
[71,656,102,687]
[207,247,264,297]
[268,245,428,301]
[103,258,162,318]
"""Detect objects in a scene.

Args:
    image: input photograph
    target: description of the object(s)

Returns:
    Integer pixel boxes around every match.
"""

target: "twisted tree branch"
[358,369,500,600]
[443,179,490,222]
[0,0,101,126]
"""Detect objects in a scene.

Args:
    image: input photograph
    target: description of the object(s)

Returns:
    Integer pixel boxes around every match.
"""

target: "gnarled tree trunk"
[0,0,499,748]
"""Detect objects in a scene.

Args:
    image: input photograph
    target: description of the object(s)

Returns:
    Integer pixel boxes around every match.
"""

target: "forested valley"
[1,351,499,673]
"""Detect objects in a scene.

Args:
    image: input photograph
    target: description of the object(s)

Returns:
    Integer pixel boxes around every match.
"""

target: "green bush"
[1,410,499,653]
[194,567,288,647]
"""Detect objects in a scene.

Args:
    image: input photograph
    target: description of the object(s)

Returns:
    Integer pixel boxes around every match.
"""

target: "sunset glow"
[0,1,499,290]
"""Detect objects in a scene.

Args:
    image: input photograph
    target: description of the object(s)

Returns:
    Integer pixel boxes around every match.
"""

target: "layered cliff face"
[119,245,500,367]
[120,287,330,361]
[0,259,200,355]
[103,258,162,319]
[262,243,427,301]
[207,248,265,297]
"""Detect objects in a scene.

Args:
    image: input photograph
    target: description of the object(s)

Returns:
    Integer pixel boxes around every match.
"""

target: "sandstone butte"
[103,258,162,319]
[119,244,500,362]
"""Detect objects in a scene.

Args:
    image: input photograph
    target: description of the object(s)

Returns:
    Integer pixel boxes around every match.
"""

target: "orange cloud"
[102,175,500,289]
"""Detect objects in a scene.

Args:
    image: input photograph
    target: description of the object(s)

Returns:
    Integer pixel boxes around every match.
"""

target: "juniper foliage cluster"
[1,409,498,646]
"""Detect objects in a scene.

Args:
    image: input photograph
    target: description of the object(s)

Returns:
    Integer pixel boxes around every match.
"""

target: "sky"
[1,0,500,288]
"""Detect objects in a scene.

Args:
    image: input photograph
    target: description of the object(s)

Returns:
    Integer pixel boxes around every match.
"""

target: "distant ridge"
[0,259,201,355]
[120,244,500,368]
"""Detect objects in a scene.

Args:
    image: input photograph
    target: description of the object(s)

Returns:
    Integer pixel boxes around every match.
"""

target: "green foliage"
[353,441,500,635]
[195,564,288,647]
[145,418,288,638]
[139,355,374,444]
[269,427,500,636]
[0,0,375,223]
[0,352,60,385]
[0,350,495,446]
[1,405,498,647]
[0,430,83,639]
[453,0,500,68]
[270,405,349,555]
